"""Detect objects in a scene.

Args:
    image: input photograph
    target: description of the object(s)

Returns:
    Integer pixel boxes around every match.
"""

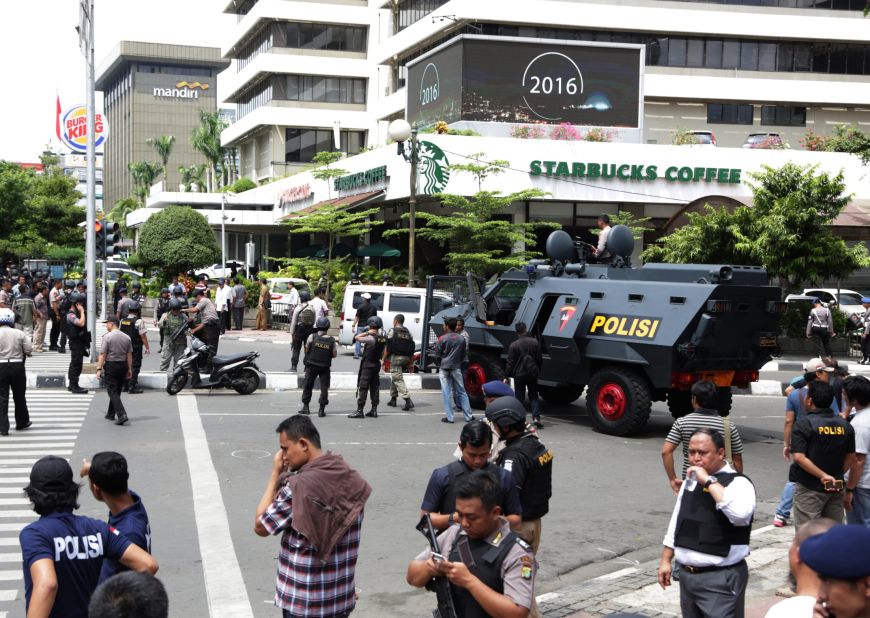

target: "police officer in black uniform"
[119,301,150,394]
[300,317,337,418]
[154,288,171,352]
[129,282,143,304]
[65,292,89,394]
[385,314,415,411]
[348,316,386,419]
[486,396,553,618]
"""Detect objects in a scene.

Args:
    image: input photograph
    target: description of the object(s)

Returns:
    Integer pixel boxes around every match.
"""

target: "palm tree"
[108,197,139,233]
[191,111,228,192]
[146,135,176,184]
[128,161,161,206]
[179,164,207,192]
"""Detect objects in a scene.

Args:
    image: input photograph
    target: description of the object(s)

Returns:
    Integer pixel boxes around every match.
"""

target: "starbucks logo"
[418,141,450,195]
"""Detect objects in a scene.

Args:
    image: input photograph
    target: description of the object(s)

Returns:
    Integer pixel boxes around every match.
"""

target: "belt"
[678,560,745,574]
[0,359,23,363]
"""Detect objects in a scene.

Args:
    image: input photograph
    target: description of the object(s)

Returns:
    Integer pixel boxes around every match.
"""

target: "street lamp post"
[388,119,419,287]
[221,192,228,278]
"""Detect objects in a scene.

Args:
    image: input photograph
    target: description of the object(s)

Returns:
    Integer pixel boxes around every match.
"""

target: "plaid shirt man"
[259,484,363,617]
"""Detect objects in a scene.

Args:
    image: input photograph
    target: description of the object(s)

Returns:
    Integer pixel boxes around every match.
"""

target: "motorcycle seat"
[211,352,251,366]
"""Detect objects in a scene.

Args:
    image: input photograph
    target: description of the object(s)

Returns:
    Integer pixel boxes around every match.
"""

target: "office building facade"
[96,41,229,209]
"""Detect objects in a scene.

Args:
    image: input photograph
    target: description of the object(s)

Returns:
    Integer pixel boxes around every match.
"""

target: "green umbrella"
[314,243,356,258]
[357,242,401,258]
[293,244,324,258]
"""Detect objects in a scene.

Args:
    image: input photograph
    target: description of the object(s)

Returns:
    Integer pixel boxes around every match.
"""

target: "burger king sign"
[58,105,108,153]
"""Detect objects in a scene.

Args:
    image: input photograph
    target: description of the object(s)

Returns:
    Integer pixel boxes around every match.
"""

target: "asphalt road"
[40,385,791,618]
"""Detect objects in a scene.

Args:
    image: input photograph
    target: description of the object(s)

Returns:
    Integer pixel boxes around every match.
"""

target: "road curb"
[762,359,870,374]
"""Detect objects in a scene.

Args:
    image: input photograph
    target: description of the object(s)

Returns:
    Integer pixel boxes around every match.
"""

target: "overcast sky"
[0,0,230,162]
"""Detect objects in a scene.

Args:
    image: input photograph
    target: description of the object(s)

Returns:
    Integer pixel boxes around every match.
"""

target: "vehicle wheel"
[232,368,260,395]
[717,387,733,417]
[586,366,652,436]
[166,372,187,396]
[667,390,693,418]
[539,384,585,405]
[465,353,504,410]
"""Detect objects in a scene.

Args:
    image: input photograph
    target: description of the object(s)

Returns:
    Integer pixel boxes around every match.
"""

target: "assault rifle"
[416,513,458,618]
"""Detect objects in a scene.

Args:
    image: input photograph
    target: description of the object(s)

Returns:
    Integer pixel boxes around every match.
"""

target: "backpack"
[295,304,316,337]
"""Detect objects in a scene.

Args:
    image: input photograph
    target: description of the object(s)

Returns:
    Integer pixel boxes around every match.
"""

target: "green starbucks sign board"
[530,160,742,184]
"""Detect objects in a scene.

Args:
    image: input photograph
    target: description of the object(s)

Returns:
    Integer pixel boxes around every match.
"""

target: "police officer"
[348,316,386,419]
[183,289,220,372]
[96,316,132,426]
[384,314,415,411]
[800,524,870,618]
[119,302,150,394]
[289,291,315,372]
[300,316,337,417]
[115,287,131,319]
[153,288,171,352]
[65,292,89,394]
[0,308,31,435]
[159,298,189,374]
[129,282,143,304]
[407,469,536,618]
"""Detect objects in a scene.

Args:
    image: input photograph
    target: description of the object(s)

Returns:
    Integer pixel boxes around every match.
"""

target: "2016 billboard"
[407,35,643,130]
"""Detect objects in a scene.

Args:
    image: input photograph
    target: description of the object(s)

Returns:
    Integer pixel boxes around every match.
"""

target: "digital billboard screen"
[407,36,643,129]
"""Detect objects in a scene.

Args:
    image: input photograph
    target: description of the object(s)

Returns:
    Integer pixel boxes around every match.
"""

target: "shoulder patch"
[515,537,532,552]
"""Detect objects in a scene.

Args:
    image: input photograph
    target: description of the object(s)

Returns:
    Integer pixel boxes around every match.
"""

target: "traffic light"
[104,221,121,256]
[95,220,106,259]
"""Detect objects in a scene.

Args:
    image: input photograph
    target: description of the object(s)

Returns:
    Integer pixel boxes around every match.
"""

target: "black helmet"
[367,316,383,330]
[299,291,311,302]
[69,292,86,304]
[132,283,141,289]
[485,396,527,427]
[315,316,330,330]
[160,287,170,294]
[127,301,141,313]
[168,298,182,310]
[118,287,127,294]
[63,280,75,289]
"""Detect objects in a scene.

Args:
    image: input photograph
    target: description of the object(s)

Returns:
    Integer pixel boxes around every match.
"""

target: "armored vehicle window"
[628,294,644,302]
[591,292,605,300]
[486,281,528,325]
[670,297,686,304]
[388,293,421,313]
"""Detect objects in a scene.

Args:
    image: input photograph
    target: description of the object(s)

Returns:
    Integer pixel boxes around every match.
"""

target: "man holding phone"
[790,380,856,527]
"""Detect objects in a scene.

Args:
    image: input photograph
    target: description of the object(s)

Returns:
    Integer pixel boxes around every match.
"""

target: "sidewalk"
[540,525,793,618]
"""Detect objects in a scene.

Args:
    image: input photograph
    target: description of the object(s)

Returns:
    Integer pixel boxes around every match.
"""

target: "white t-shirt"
[286,287,300,307]
[597,226,611,254]
[764,595,815,618]
[851,406,870,489]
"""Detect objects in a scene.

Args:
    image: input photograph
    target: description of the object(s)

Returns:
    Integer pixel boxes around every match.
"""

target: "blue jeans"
[847,487,870,527]
[440,368,472,422]
[776,481,795,519]
[452,361,469,409]
[353,326,366,357]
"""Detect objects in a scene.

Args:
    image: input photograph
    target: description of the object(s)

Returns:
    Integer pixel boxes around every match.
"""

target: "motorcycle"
[166,336,263,395]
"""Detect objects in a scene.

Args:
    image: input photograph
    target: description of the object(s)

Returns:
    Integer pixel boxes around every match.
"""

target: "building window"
[285,129,366,163]
[707,103,754,124]
[136,63,212,77]
[237,81,273,119]
[760,106,807,126]
[396,0,449,32]
[668,0,863,9]
[283,23,367,52]
[237,28,273,71]
[285,75,366,104]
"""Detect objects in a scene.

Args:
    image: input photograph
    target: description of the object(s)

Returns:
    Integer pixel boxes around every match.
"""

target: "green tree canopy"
[191,110,228,191]
[642,163,870,292]
[147,135,176,183]
[386,154,557,275]
[128,161,160,206]
[310,151,347,199]
[137,206,220,276]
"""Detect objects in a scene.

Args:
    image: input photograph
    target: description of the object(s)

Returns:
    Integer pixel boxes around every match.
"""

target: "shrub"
[583,128,614,143]
[137,206,220,278]
[800,129,828,152]
[510,125,546,139]
[226,178,257,193]
[671,128,700,146]
[549,123,582,141]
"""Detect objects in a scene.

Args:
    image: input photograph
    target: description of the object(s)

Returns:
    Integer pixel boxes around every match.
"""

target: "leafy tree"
[108,197,139,233]
[386,154,556,276]
[310,151,347,199]
[642,163,870,293]
[128,161,160,206]
[799,125,870,164]
[671,127,700,145]
[282,203,379,295]
[224,178,257,193]
[589,211,653,241]
[178,164,207,192]
[191,110,228,191]
[146,135,176,183]
[137,206,220,276]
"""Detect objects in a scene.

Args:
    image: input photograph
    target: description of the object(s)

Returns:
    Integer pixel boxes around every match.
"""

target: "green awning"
[314,243,356,258]
[357,242,401,258]
[292,244,324,258]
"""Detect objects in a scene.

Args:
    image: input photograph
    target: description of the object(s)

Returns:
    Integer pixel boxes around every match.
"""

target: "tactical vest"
[674,472,752,557]
[388,326,415,357]
[499,434,553,521]
[438,461,502,516]
[363,332,386,364]
[65,310,85,340]
[306,335,335,368]
[447,532,520,618]
[164,313,188,345]
[120,317,142,349]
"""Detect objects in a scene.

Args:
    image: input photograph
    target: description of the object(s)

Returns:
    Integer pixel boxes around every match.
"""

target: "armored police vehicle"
[424,226,783,436]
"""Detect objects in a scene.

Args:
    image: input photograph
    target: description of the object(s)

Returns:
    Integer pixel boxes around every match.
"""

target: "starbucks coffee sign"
[530,160,742,184]
[334,166,388,192]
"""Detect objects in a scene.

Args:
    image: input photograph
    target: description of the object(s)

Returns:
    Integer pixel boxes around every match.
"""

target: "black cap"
[106,316,120,325]
[194,288,205,297]
[29,456,75,493]
[117,287,127,294]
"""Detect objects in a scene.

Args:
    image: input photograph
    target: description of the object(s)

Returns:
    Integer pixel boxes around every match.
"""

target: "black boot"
[128,381,143,394]
[69,381,88,394]
[347,409,365,419]
[300,404,310,415]
[115,414,129,425]
[387,397,397,407]
[402,399,415,411]
[318,406,326,418]
[105,410,115,421]
[365,407,378,418]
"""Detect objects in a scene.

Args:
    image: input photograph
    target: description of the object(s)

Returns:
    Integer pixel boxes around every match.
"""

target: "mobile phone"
[431,552,446,562]
[823,479,844,492]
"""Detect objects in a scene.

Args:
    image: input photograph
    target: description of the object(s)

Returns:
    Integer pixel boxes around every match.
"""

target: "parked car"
[195,261,250,280]
[267,277,312,323]
[743,133,783,149]
[802,288,865,316]
[338,285,454,349]
[688,130,716,146]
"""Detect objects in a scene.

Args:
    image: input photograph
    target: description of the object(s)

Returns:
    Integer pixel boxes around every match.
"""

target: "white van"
[338,285,454,349]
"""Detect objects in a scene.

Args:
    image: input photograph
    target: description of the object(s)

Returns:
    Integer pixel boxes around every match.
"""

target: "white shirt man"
[215,280,230,314]
[595,215,611,256]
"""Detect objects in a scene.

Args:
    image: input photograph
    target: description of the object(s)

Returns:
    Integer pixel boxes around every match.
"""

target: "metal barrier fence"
[270,302,292,328]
